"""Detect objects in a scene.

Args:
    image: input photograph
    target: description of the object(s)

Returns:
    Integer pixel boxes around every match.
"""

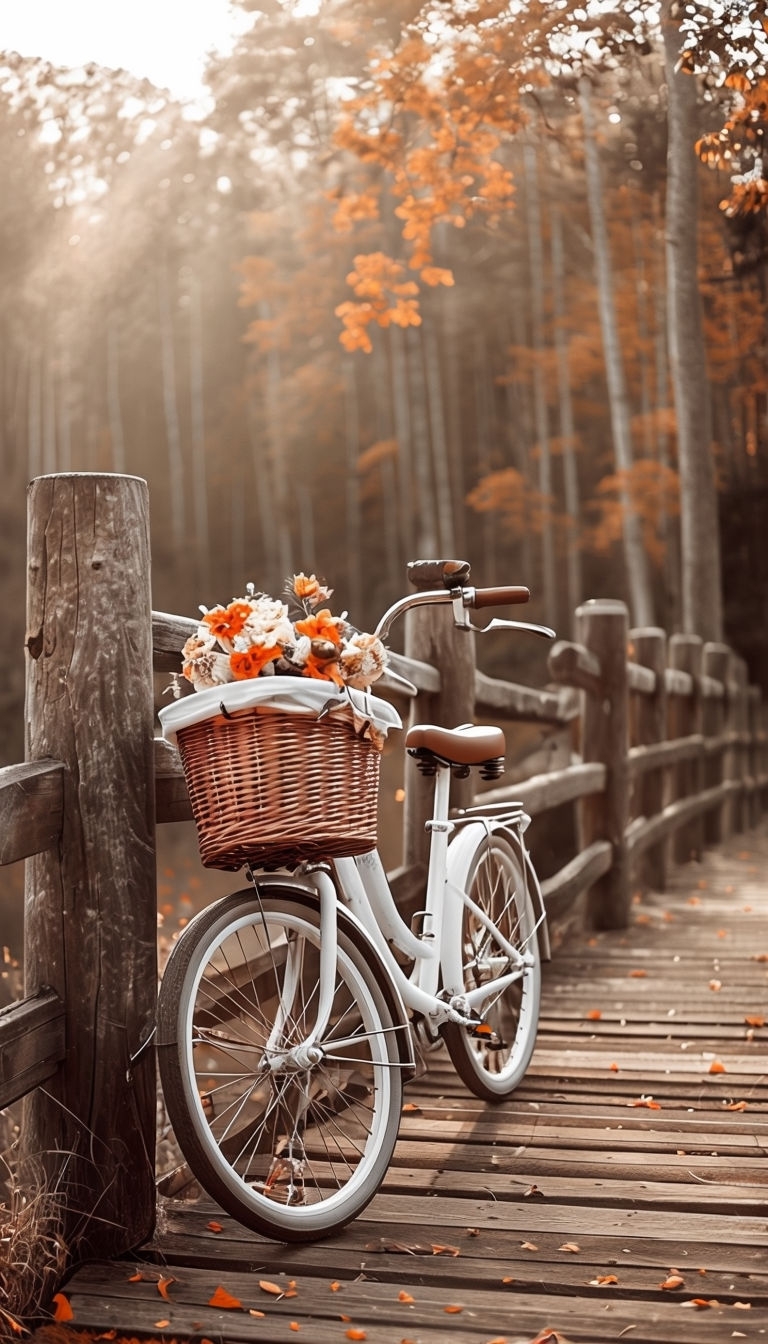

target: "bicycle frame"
[298,762,548,1047]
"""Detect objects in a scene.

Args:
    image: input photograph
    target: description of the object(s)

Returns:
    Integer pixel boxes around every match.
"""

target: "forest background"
[0,1,767,799]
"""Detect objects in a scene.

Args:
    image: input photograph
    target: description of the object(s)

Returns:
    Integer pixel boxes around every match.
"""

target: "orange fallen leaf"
[485,1338,509,1344]
[529,1332,569,1344]
[591,1274,618,1285]
[708,1060,726,1074]
[716,929,728,938]
[524,1183,544,1198]
[444,1304,463,1313]
[127,1272,143,1283]
[752,952,768,962]
[289,1324,300,1332]
[502,1275,515,1283]
[687,896,701,906]
[733,1302,752,1309]
[208,1285,242,1309]
[431,1242,460,1256]
[744,1015,765,1027]
[153,1324,170,1331]
[345,1331,367,1341]
[329,1281,341,1291]
[559,1242,580,1253]
[466,1227,480,1236]
[725,1100,748,1111]
[401,1102,421,1113]
[660,1273,685,1290]
[340,1314,352,1322]
[398,1290,415,1303]
[521,1241,538,1251]
[629,968,647,978]
[681,1298,719,1308]
[207,1220,224,1233]
[259,1279,285,1295]
[708,980,722,991]
[157,1277,175,1302]
[631,1096,661,1109]
[586,1009,602,1021]
[52,1295,74,1322]
[609,1062,620,1072]
[248,1310,265,1318]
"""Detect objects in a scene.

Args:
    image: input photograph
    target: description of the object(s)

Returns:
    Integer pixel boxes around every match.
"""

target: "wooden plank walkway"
[60,827,768,1343]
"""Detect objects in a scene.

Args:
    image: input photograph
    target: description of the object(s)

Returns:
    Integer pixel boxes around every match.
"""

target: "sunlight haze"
[0,0,245,98]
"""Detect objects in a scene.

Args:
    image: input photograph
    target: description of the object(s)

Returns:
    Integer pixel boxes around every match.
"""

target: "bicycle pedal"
[470,1022,505,1050]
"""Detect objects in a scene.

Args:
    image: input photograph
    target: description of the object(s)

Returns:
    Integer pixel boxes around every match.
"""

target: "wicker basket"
[175,704,382,871]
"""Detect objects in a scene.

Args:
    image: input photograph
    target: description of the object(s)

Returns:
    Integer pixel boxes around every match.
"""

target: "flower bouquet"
[160,575,399,871]
[176,573,388,694]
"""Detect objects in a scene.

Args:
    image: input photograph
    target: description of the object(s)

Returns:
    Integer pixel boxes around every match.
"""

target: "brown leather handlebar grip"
[471,585,530,608]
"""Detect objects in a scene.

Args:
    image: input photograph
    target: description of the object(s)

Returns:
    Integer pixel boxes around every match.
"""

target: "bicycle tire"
[157,884,404,1241]
[441,831,541,1101]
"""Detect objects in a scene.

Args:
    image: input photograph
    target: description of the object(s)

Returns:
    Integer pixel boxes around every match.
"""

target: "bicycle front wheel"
[157,885,404,1241]
[441,831,541,1101]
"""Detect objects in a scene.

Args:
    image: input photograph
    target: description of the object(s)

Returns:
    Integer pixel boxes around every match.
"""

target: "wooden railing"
[2,473,766,1268]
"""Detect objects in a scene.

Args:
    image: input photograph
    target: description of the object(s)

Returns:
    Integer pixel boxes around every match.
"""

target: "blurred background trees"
[1,0,768,774]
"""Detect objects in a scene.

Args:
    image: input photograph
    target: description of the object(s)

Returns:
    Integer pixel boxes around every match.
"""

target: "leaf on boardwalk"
[207,1220,224,1232]
[708,1060,726,1074]
[259,1279,285,1295]
[345,1330,367,1340]
[708,980,722,991]
[208,1285,243,1309]
[157,1277,175,1301]
[528,1331,570,1344]
[154,1322,170,1330]
[609,1062,620,1071]
[289,1323,300,1331]
[558,1242,580,1253]
[631,1096,661,1109]
[248,1310,266,1317]
[127,1272,143,1282]
[681,1297,720,1308]
[398,1290,415,1303]
[724,1100,748,1111]
[586,1009,602,1020]
[590,1274,618,1286]
[329,1281,342,1291]
[444,1304,463,1313]
[744,1014,765,1027]
[629,969,647,978]
[401,1102,422,1114]
[365,1238,424,1253]
[466,1226,480,1236]
[520,1241,539,1251]
[523,1184,544,1198]
[660,1273,684,1290]
[431,1242,461,1256]
[52,1294,74,1322]
[751,952,768,962]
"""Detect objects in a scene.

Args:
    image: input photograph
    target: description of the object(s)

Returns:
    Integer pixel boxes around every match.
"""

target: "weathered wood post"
[702,643,730,846]
[668,634,704,864]
[747,685,761,829]
[403,572,476,870]
[23,473,157,1260]
[730,656,749,835]
[577,600,630,929]
[631,627,668,891]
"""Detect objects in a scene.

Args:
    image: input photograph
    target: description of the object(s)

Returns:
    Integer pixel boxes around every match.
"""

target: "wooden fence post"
[403,575,476,870]
[747,685,761,829]
[702,643,730,846]
[630,627,667,892]
[577,599,630,929]
[668,634,704,864]
[23,473,157,1260]
[731,657,749,835]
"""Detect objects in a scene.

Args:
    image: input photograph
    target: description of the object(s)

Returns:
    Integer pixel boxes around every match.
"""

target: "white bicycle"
[157,560,555,1242]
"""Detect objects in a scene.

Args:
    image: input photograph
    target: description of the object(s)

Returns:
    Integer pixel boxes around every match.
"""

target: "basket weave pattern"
[177,707,381,870]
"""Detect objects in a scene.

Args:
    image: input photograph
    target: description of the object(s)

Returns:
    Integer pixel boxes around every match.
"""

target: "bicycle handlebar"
[470,586,530,609]
[374,574,553,643]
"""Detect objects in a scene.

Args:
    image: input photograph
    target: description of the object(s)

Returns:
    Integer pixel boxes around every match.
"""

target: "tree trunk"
[424,325,456,557]
[524,142,557,626]
[158,260,185,548]
[189,275,210,593]
[551,205,582,633]
[106,312,126,474]
[579,79,655,628]
[661,3,723,641]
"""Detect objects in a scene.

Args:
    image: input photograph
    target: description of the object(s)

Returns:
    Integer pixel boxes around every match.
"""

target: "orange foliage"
[466,467,553,537]
[586,461,681,567]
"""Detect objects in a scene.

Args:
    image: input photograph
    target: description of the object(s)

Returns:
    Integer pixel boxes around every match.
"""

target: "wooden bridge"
[1,474,766,1341]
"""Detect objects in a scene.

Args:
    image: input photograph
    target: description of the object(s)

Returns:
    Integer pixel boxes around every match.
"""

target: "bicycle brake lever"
[459,618,557,639]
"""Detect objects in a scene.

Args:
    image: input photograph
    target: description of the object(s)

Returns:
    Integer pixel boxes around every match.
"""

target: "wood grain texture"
[0,759,64,864]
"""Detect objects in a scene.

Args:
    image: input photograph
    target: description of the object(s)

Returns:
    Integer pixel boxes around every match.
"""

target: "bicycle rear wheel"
[157,885,404,1241]
[441,832,541,1101]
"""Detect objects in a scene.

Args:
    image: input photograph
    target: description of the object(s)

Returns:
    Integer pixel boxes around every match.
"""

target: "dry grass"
[0,1156,68,1341]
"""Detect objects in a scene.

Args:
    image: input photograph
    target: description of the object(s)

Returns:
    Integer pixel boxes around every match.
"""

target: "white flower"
[339,632,388,689]
[241,597,294,648]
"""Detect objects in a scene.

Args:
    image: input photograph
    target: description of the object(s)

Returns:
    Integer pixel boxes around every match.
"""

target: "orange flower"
[292,573,333,606]
[202,601,253,643]
[230,645,282,679]
[295,609,343,646]
[302,653,344,686]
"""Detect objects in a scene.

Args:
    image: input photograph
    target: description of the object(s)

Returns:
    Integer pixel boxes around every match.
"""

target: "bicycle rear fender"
[257,874,418,1082]
[447,819,551,963]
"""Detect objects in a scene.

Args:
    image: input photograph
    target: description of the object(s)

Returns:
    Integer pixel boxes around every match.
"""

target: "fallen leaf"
[586,1009,602,1020]
[708,1061,726,1074]
[521,1241,539,1251]
[157,1277,175,1302]
[629,969,647,978]
[502,1276,515,1283]
[524,1183,544,1198]
[444,1304,463,1313]
[466,1227,480,1237]
[401,1102,421,1114]
[248,1310,265,1318]
[681,1298,719,1308]
[259,1279,285,1295]
[207,1220,224,1233]
[709,980,722,991]
[127,1272,143,1283]
[559,1242,580,1253]
[398,1290,415,1303]
[751,952,768,962]
[289,1324,300,1332]
[208,1285,243,1309]
[330,1281,341,1291]
[687,896,701,905]
[529,1332,569,1344]
[744,1015,765,1027]
[340,1314,352,1322]
[733,1302,752,1309]
[717,929,729,938]
[660,1273,685,1290]
[631,1096,661,1109]
[591,1274,619,1285]
[725,1100,748,1111]
[486,1338,509,1344]
[52,1295,74,1322]
[345,1331,367,1341]
[153,1322,170,1330]
[431,1243,460,1256]
[609,1062,620,1072]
